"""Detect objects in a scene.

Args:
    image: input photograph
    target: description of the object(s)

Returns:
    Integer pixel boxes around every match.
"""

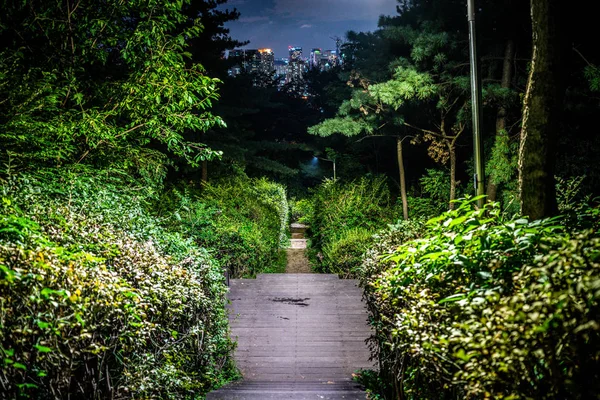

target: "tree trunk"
[518,0,563,220]
[201,160,208,184]
[449,144,456,210]
[487,39,515,202]
[396,137,409,220]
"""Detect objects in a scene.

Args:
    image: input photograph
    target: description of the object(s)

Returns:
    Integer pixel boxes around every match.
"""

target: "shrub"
[358,197,600,399]
[159,175,289,278]
[0,169,236,399]
[322,227,376,278]
[306,176,396,275]
[289,197,313,224]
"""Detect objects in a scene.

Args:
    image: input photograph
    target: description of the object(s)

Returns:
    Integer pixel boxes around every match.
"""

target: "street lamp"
[468,0,485,208]
[312,156,336,180]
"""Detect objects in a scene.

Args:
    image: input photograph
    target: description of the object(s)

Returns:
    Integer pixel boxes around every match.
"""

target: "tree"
[369,22,474,210]
[308,73,414,220]
[181,0,247,78]
[0,0,224,183]
[518,0,564,219]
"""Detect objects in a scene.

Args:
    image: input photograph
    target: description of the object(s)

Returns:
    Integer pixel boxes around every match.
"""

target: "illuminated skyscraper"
[258,48,275,75]
[245,49,260,73]
[310,48,322,69]
[274,59,288,79]
[287,46,304,83]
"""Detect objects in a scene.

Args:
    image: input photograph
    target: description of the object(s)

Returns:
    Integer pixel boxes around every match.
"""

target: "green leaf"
[34,345,53,353]
[36,320,50,329]
[13,362,27,370]
[439,293,467,304]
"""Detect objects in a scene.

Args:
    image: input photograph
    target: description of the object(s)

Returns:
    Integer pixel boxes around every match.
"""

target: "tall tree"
[518,0,564,219]
[0,0,224,182]
[369,23,472,210]
[308,72,414,219]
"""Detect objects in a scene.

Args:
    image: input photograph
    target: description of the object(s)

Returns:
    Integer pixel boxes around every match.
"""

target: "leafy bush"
[359,197,600,399]
[406,169,456,219]
[322,227,376,278]
[306,176,396,275]
[158,175,289,278]
[0,169,236,398]
[289,197,313,224]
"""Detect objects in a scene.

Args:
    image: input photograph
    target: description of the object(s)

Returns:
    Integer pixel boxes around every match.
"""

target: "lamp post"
[468,0,485,208]
[313,156,336,180]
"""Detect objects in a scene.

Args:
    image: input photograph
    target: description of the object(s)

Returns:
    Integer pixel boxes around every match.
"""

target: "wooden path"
[207,225,372,399]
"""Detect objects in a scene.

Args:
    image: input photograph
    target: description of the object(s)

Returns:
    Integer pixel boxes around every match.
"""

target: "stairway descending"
[207,273,373,399]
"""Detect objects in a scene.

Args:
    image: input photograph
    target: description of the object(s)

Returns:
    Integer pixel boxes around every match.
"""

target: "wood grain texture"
[207,273,373,399]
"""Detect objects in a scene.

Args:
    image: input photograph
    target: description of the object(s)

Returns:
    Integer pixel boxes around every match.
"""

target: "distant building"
[227,49,273,82]
[310,48,322,69]
[274,59,288,78]
[287,46,305,83]
[320,50,339,71]
[258,48,275,76]
[245,49,260,73]
[227,49,245,77]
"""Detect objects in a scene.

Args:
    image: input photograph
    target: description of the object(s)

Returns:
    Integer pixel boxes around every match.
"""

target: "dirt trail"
[286,223,311,273]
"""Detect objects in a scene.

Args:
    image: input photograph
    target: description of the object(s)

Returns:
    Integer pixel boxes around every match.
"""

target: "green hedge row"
[157,175,289,278]
[304,176,396,277]
[0,169,236,398]
[358,197,600,399]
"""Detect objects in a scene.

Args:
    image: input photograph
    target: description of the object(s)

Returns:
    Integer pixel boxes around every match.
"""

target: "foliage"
[403,169,453,219]
[289,198,313,224]
[487,131,518,188]
[420,169,452,206]
[584,64,600,92]
[555,176,600,231]
[305,176,396,275]
[353,369,389,400]
[0,0,223,173]
[322,227,376,278]
[0,169,236,398]
[358,197,600,399]
[159,175,289,278]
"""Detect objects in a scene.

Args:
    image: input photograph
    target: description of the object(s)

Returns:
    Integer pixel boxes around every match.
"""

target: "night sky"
[219,0,399,58]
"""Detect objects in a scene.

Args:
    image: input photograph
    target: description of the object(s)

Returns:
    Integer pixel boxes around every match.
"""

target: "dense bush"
[289,197,312,224]
[0,169,236,399]
[305,176,397,275]
[359,197,600,399]
[321,227,375,278]
[406,169,455,219]
[158,175,289,278]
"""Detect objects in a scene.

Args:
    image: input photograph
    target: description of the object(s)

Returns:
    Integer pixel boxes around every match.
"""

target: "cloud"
[238,15,271,23]
[300,24,313,28]
[271,0,397,22]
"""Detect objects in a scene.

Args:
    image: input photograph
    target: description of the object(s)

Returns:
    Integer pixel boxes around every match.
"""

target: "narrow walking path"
[286,223,311,274]
[207,225,372,399]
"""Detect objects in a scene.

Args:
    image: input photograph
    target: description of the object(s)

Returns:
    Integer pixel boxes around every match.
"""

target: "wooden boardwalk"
[207,274,373,399]
[207,224,372,399]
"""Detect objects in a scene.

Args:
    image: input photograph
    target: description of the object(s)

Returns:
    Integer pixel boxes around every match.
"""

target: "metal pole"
[468,0,485,208]
[333,160,336,180]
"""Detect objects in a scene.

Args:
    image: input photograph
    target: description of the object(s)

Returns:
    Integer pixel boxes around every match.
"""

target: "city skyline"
[218,0,399,58]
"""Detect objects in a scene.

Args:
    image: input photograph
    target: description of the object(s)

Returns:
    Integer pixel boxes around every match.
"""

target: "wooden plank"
[207,269,371,398]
